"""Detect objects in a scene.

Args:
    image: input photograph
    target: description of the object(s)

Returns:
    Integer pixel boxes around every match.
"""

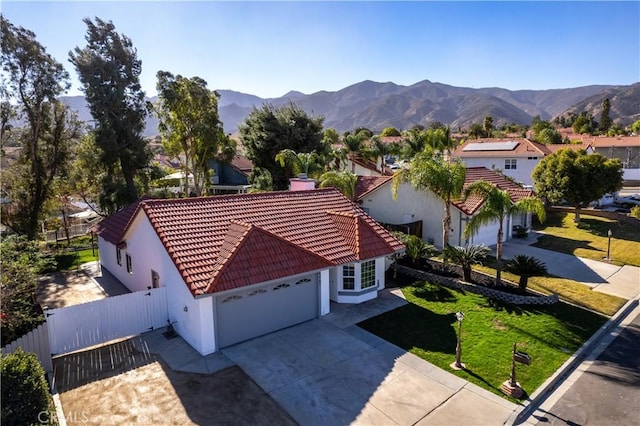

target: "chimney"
[289,173,316,191]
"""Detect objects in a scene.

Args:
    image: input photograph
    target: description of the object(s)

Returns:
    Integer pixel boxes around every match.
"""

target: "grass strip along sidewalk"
[359,277,608,402]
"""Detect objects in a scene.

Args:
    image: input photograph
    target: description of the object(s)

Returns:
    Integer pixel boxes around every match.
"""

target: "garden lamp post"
[451,311,465,370]
[607,229,612,261]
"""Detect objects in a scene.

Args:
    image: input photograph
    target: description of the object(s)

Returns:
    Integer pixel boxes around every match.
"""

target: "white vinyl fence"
[1,322,53,372]
[46,287,168,356]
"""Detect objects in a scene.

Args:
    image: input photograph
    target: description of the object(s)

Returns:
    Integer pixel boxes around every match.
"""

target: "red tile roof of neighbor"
[454,167,535,215]
[93,188,403,296]
[583,135,640,148]
[356,176,393,199]
[230,155,253,175]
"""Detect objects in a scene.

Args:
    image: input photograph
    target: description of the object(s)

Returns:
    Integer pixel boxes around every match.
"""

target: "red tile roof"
[453,167,535,215]
[583,135,640,148]
[94,189,403,296]
[356,176,393,200]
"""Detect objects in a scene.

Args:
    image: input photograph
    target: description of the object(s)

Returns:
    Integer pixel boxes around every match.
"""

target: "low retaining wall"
[396,265,559,305]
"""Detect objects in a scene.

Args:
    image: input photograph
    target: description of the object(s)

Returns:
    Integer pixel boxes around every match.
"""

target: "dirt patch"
[37,270,106,309]
[54,340,295,425]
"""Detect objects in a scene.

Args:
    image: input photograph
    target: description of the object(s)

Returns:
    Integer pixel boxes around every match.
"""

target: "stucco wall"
[98,214,216,355]
[461,157,540,187]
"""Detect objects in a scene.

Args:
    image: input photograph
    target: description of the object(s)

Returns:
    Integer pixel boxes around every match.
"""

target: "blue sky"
[3,1,639,98]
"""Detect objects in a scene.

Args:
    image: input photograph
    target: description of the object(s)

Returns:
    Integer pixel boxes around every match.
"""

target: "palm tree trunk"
[519,276,528,293]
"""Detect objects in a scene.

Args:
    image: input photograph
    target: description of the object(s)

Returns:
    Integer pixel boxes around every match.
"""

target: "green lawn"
[53,248,98,271]
[473,265,625,317]
[533,211,640,267]
[359,278,608,402]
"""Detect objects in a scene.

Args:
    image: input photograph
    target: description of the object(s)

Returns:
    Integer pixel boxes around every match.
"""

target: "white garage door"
[215,274,319,348]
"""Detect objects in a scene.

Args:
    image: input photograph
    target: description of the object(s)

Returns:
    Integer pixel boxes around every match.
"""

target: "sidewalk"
[501,232,640,300]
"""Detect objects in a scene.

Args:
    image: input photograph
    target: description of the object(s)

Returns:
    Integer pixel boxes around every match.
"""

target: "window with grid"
[116,248,122,266]
[504,159,517,170]
[361,260,376,289]
[342,265,355,290]
[126,254,133,274]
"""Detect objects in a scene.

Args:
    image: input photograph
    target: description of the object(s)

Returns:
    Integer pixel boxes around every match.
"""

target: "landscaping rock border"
[396,264,559,305]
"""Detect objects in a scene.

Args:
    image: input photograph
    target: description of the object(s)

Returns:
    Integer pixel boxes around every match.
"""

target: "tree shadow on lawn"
[359,303,458,356]
[533,233,599,256]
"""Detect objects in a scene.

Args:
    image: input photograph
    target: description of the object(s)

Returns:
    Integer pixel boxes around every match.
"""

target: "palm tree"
[505,255,547,293]
[343,133,367,172]
[370,135,390,174]
[318,170,358,201]
[443,244,490,282]
[463,181,546,285]
[401,129,429,160]
[275,149,321,178]
[392,154,467,251]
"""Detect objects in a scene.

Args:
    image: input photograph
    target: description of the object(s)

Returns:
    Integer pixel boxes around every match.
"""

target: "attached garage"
[215,274,319,348]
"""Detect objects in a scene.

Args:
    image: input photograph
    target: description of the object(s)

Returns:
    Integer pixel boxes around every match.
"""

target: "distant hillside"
[557,83,640,126]
[59,79,639,136]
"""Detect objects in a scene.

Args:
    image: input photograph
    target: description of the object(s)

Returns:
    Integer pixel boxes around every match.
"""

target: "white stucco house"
[356,167,536,249]
[93,187,404,355]
[453,138,551,188]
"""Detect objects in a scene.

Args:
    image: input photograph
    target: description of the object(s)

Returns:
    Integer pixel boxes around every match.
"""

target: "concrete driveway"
[222,318,518,426]
[501,233,640,300]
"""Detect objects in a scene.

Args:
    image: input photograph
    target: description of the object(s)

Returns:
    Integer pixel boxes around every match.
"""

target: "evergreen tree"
[1,16,80,239]
[70,17,151,213]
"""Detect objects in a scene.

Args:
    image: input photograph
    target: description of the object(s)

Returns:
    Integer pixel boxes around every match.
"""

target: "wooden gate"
[46,287,168,355]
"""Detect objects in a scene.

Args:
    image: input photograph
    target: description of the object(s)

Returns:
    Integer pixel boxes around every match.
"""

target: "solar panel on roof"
[462,141,519,151]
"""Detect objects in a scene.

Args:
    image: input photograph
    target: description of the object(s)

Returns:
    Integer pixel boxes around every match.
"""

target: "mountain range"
[60,79,640,137]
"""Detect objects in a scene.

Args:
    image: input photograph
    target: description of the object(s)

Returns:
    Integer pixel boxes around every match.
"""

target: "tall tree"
[401,128,429,160]
[1,16,80,239]
[468,123,485,139]
[462,181,546,285]
[599,98,612,133]
[343,132,367,172]
[154,71,231,196]
[70,17,151,213]
[483,115,494,138]
[392,155,466,250]
[239,102,325,190]
[532,149,623,222]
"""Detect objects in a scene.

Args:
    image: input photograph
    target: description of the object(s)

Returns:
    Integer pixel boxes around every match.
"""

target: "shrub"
[631,205,640,219]
[505,255,548,293]
[443,244,490,282]
[404,235,437,267]
[1,349,53,426]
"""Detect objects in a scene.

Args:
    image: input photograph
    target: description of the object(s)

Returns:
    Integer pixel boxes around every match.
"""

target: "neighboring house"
[357,167,535,249]
[453,138,551,187]
[582,136,640,181]
[208,155,253,194]
[346,156,394,176]
[93,188,403,355]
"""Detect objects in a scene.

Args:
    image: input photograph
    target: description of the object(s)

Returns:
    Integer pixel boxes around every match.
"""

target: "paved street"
[525,310,640,426]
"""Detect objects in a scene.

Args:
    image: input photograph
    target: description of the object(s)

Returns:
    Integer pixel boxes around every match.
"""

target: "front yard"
[533,211,640,267]
[359,276,608,402]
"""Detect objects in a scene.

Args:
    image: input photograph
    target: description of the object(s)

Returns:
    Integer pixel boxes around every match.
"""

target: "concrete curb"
[507,297,640,425]
[48,371,67,426]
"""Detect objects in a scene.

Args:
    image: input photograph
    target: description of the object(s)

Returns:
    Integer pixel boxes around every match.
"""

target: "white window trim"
[340,260,378,292]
